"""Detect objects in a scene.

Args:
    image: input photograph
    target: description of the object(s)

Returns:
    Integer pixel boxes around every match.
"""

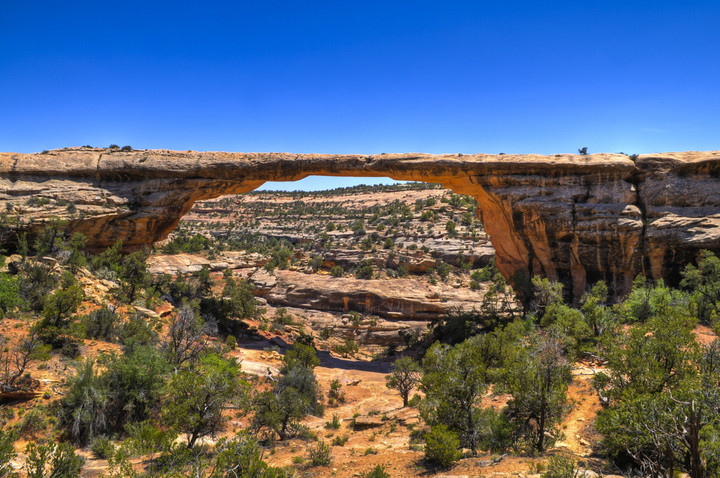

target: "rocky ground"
[152,183,507,352]
[1,183,678,477]
[143,183,611,477]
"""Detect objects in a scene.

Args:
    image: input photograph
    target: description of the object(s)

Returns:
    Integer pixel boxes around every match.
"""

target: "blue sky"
[1,1,718,190]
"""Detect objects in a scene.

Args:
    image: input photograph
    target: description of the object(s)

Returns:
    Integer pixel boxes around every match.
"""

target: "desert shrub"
[476,407,513,452]
[211,431,287,478]
[270,308,295,330]
[319,326,333,340]
[331,434,348,446]
[421,335,492,453]
[223,278,261,319]
[118,249,149,302]
[355,260,374,280]
[420,210,435,222]
[33,221,67,257]
[360,464,390,478]
[327,379,345,405]
[225,334,237,350]
[18,409,48,440]
[330,266,344,278]
[90,240,123,278]
[66,232,87,272]
[542,455,580,478]
[435,261,452,280]
[163,353,244,448]
[57,359,108,446]
[424,424,461,468]
[307,440,332,467]
[163,354,244,448]
[309,255,323,272]
[0,429,18,478]
[90,436,115,459]
[37,280,84,343]
[324,414,341,430]
[102,345,169,433]
[18,262,55,312]
[335,338,358,356]
[680,250,720,325]
[124,420,176,457]
[83,306,121,342]
[119,315,159,347]
[0,273,19,318]
[24,441,85,478]
[163,303,210,367]
[161,233,211,254]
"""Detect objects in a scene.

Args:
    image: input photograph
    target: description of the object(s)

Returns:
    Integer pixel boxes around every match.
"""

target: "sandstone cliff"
[2,147,719,298]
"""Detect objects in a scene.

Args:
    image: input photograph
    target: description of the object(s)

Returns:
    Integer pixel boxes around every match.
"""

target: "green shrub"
[91,436,115,459]
[18,262,55,312]
[324,413,341,430]
[360,464,390,478]
[355,260,374,280]
[18,409,47,440]
[57,359,108,446]
[319,326,333,340]
[307,440,332,467]
[327,379,345,404]
[24,442,85,478]
[0,273,19,318]
[331,434,348,446]
[83,306,121,342]
[119,315,159,347]
[476,407,513,453]
[542,455,579,478]
[161,233,211,254]
[335,338,358,357]
[424,424,461,468]
[0,429,18,478]
[39,282,84,341]
[225,334,237,350]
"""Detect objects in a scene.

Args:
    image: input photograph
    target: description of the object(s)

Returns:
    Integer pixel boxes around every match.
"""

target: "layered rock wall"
[2,147,719,299]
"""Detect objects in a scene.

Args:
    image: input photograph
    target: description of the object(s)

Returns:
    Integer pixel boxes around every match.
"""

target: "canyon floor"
[2,182,700,477]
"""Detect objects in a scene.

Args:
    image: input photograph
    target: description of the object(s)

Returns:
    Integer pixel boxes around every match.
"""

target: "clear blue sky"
[1,1,718,190]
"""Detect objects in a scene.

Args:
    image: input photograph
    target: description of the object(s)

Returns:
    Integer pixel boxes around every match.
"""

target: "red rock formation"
[2,147,719,298]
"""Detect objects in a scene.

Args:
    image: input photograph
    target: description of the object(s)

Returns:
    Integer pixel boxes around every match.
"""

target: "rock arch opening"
[4,147,720,300]
[149,180,500,346]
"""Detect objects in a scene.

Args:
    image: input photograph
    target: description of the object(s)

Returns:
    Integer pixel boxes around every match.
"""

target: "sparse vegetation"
[5,182,720,478]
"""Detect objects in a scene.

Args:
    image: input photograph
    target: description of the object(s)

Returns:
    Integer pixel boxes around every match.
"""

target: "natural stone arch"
[2,147,720,299]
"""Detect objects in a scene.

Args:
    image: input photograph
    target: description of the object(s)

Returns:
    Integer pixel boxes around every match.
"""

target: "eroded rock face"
[2,147,720,298]
[251,269,496,321]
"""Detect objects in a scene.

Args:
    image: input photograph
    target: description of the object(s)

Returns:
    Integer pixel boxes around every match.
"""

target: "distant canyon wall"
[1,147,719,299]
